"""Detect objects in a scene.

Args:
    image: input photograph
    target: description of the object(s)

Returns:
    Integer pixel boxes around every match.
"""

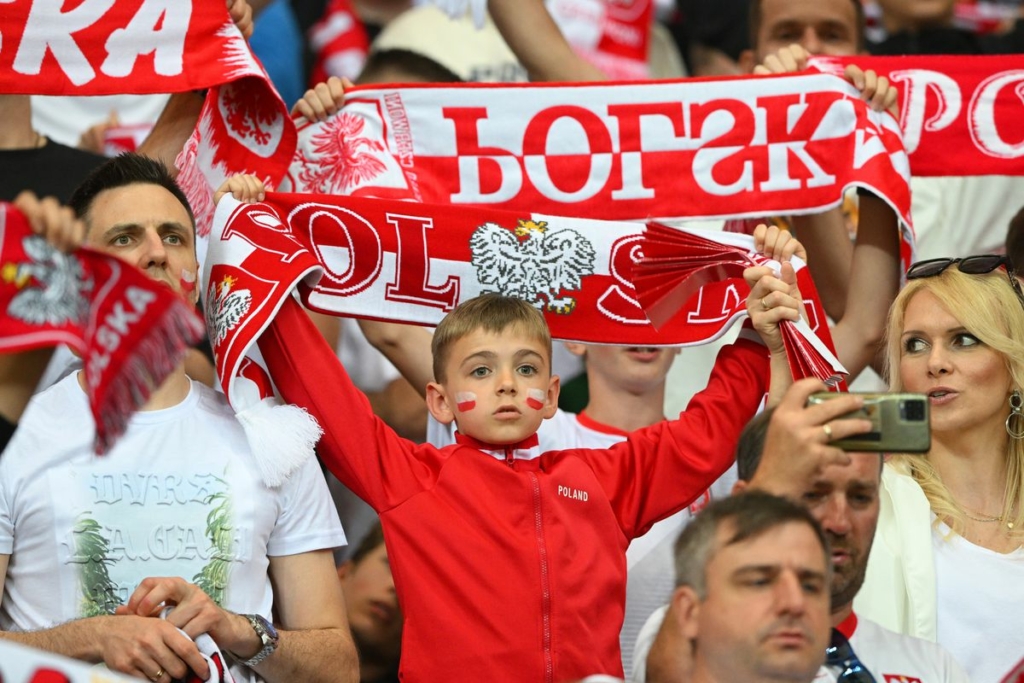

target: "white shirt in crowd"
[933,520,1024,683]
[0,375,346,683]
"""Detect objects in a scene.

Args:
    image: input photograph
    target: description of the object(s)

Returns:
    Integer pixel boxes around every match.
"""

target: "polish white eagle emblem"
[2,235,91,326]
[206,274,253,345]
[469,219,596,314]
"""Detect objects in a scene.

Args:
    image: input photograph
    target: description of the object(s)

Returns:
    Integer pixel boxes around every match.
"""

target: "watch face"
[255,614,279,641]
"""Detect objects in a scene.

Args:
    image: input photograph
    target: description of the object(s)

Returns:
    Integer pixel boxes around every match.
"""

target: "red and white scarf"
[546,0,653,80]
[0,204,205,452]
[283,72,913,230]
[0,0,298,243]
[809,54,1024,177]
[308,0,370,86]
[205,192,843,481]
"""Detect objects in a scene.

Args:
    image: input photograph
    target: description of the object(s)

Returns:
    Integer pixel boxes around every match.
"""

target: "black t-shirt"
[0,140,106,203]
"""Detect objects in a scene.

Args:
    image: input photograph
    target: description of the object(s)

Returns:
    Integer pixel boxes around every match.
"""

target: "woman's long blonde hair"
[884,267,1024,535]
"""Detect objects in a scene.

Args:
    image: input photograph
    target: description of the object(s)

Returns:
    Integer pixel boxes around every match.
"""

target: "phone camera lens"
[901,399,926,422]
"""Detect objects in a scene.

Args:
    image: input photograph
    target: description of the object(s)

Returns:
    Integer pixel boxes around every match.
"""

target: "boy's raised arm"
[579,231,805,537]
[213,175,442,508]
[257,297,443,509]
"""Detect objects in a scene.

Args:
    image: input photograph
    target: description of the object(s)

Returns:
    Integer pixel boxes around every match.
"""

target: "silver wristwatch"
[238,613,279,667]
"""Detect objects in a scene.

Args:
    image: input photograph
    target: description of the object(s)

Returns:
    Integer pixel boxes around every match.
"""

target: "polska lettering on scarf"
[0,0,243,93]
[285,72,913,225]
[86,284,157,390]
[812,54,1024,175]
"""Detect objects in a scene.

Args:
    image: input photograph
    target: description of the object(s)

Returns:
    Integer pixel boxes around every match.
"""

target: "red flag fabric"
[0,0,255,94]
[0,204,205,452]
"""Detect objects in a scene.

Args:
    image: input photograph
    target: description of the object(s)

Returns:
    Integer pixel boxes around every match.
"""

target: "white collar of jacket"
[454,431,543,461]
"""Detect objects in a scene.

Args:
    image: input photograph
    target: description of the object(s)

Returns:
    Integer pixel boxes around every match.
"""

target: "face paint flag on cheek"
[526,388,546,411]
[456,392,477,412]
[180,269,197,295]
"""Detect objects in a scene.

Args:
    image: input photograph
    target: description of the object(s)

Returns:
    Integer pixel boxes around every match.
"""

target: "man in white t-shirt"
[633,379,969,683]
[0,154,359,683]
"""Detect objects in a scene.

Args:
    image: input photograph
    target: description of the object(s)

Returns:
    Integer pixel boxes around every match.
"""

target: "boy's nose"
[496,370,517,394]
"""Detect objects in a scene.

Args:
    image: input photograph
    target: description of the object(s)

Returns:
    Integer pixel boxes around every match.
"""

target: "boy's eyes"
[517,364,538,376]
[470,366,490,378]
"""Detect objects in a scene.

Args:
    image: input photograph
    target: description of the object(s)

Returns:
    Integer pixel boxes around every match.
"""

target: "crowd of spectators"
[1,1,1023,682]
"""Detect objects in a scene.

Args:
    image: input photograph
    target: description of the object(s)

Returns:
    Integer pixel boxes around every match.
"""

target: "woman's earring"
[1007,390,1024,440]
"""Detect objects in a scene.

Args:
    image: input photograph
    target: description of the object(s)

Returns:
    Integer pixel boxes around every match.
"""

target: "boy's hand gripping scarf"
[0,204,205,452]
[205,192,844,485]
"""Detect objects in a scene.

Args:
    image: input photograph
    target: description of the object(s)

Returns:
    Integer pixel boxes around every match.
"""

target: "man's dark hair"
[673,491,830,595]
[736,407,775,482]
[68,153,195,229]
[748,0,866,53]
[357,49,464,86]
[349,522,386,565]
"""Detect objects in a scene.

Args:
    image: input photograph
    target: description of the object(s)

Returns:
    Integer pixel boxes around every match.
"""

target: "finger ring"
[822,423,833,441]
[150,669,164,682]
[761,297,770,311]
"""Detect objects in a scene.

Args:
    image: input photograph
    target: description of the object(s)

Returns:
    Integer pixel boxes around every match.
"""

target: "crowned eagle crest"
[2,235,91,327]
[206,275,252,346]
[469,219,596,314]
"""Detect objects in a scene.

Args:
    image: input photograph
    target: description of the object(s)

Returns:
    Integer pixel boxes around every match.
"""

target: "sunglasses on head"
[825,629,877,683]
[907,255,1024,308]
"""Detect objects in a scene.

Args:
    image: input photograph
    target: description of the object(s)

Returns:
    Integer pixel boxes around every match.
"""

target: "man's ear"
[543,374,561,419]
[672,585,702,641]
[731,479,749,495]
[425,381,455,425]
[563,342,587,358]
[337,560,353,583]
[739,48,756,74]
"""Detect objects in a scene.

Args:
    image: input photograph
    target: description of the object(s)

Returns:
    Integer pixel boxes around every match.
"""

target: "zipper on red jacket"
[529,471,554,683]
[504,445,515,467]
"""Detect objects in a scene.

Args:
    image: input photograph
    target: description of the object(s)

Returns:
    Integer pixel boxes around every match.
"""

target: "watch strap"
[238,613,278,667]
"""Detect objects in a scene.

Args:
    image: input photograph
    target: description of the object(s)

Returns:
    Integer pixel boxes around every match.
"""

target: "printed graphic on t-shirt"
[53,466,244,616]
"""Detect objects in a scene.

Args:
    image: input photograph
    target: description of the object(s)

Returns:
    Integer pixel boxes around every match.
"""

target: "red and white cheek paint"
[526,388,546,410]
[180,269,197,295]
[455,392,477,412]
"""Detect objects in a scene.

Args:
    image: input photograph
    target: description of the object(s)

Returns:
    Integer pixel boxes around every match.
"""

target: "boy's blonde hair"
[432,294,552,384]
[884,267,1024,537]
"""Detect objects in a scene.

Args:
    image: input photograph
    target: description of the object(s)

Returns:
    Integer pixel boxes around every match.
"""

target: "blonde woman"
[855,255,1024,683]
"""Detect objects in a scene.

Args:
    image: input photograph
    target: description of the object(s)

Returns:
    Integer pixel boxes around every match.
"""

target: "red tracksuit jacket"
[260,299,769,682]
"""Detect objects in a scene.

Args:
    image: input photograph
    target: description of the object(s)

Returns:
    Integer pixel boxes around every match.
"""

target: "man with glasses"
[634,379,969,683]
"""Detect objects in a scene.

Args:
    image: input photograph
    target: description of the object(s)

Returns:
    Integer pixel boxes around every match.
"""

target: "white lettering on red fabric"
[13,0,191,85]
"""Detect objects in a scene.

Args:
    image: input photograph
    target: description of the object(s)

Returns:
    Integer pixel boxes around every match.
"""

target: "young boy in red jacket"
[257,273,809,683]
